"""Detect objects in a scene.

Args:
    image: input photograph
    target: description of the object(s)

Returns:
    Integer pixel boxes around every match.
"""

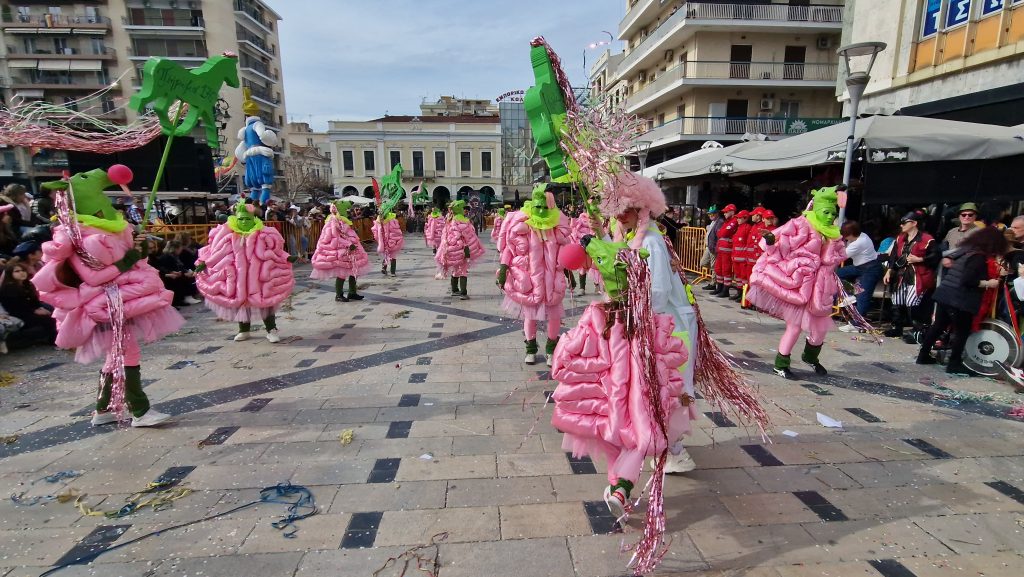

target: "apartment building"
[0,0,288,191]
[604,0,847,166]
[328,114,502,208]
[840,0,1024,125]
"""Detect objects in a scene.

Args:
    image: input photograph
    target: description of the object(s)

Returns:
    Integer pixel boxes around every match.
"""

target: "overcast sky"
[274,0,623,130]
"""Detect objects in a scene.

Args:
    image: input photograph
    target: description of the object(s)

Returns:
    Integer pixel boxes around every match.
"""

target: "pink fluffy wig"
[600,171,667,249]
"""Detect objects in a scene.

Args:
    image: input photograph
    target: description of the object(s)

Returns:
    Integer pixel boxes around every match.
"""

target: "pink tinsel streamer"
[619,250,671,574]
[0,99,172,154]
[55,184,129,420]
[530,37,578,115]
[561,103,645,214]
[662,235,773,438]
[833,273,883,343]
[1009,405,1024,419]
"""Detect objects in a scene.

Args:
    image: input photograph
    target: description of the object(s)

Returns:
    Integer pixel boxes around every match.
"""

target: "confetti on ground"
[339,429,354,445]
[0,372,19,388]
[392,310,412,319]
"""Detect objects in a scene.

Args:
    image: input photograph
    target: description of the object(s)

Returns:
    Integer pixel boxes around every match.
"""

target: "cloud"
[273,0,621,129]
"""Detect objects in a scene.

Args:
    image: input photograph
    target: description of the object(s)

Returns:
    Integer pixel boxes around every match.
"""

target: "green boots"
[524,338,539,365]
[801,341,827,375]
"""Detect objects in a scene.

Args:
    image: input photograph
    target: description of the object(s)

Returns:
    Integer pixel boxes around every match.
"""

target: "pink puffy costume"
[551,305,694,485]
[35,224,185,365]
[747,216,846,357]
[425,214,445,249]
[196,224,295,323]
[498,210,570,323]
[490,214,504,243]
[372,217,405,262]
[310,215,370,280]
[435,218,486,277]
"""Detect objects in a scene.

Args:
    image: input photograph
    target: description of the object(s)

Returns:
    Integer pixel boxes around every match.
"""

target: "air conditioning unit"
[816,36,832,50]
[638,71,647,83]
[759,98,774,110]
[664,49,674,62]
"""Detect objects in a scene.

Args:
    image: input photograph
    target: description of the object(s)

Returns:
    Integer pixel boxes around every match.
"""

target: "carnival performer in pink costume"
[435,200,485,300]
[310,200,369,302]
[490,205,508,244]
[424,206,444,253]
[496,185,570,365]
[748,187,846,379]
[33,167,183,427]
[196,200,295,343]
[372,211,404,276]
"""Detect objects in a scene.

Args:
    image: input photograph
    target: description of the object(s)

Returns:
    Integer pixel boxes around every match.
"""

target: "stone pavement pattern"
[1,236,1023,577]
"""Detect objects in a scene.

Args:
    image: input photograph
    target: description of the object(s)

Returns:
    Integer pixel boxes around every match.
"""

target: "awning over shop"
[721,115,1024,175]
[642,141,769,179]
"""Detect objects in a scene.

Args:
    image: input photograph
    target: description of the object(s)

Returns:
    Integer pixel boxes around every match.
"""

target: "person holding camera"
[883,211,941,343]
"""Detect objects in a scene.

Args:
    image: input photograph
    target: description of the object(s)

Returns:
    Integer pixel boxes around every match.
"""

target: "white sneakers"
[90,411,119,426]
[131,409,171,428]
[524,353,537,364]
[546,355,553,367]
[235,330,281,343]
[183,296,202,305]
[603,485,628,520]
[91,409,172,427]
[0,341,7,354]
[838,323,862,333]
[664,448,697,474]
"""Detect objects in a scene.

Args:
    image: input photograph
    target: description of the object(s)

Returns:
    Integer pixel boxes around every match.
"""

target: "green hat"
[959,202,978,213]
[708,204,718,213]
[42,168,120,221]
[333,200,352,216]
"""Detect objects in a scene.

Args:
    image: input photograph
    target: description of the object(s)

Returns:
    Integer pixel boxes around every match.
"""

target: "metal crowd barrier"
[676,226,712,283]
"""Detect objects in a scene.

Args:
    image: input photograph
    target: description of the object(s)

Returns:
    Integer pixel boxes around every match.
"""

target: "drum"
[963,319,1024,376]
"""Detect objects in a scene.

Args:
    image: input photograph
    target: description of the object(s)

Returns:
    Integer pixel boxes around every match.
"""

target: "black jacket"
[934,252,989,313]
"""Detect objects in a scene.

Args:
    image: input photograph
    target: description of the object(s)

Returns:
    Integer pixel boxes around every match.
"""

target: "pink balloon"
[558,244,589,271]
[107,164,133,185]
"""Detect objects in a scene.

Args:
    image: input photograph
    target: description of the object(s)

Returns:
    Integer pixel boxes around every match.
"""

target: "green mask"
[430,208,442,218]
[585,236,630,301]
[42,168,127,233]
[449,200,469,222]
[227,200,263,234]
[803,186,840,240]
[520,184,561,230]
[497,208,506,218]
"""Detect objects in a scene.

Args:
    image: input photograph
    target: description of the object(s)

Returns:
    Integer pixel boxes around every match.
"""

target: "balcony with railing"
[6,45,116,59]
[10,73,109,90]
[240,58,278,81]
[122,11,205,31]
[639,115,841,144]
[627,60,838,112]
[236,28,275,56]
[247,85,280,105]
[234,0,275,32]
[619,0,658,39]
[617,2,844,80]
[1,12,112,29]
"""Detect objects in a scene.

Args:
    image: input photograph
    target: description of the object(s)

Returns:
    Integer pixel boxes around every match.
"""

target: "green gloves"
[114,249,143,273]
[194,262,207,273]
[496,264,508,288]
[762,231,776,246]
[287,256,299,263]
[349,244,357,251]
[463,246,471,259]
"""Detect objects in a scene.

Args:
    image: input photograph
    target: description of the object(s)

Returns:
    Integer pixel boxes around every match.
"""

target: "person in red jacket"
[729,210,752,301]
[737,208,765,305]
[883,210,941,343]
[711,204,737,297]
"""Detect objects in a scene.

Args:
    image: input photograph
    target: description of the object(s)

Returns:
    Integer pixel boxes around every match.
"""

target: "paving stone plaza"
[1,239,1023,577]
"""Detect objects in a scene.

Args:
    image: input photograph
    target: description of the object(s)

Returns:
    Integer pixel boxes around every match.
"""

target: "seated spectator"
[30,186,56,226]
[0,302,23,354]
[0,184,30,236]
[11,241,42,278]
[155,240,201,307]
[0,258,56,345]
[174,232,199,270]
[0,205,18,259]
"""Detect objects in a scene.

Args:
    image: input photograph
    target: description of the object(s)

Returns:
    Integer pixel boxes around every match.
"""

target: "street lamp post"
[836,41,886,224]
[634,140,652,173]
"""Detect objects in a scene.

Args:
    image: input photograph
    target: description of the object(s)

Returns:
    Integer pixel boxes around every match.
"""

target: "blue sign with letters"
[923,0,943,36]
[945,0,973,28]
[982,0,1004,15]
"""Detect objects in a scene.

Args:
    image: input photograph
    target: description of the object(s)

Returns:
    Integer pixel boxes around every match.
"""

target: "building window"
[481,150,491,173]
[434,150,446,172]
[412,150,424,177]
[779,100,800,119]
[363,150,375,173]
[390,150,401,169]
[460,151,471,173]
[342,150,354,172]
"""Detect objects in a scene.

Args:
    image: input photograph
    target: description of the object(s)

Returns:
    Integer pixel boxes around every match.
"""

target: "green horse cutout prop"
[128,53,240,227]
[377,163,406,216]
[130,53,240,149]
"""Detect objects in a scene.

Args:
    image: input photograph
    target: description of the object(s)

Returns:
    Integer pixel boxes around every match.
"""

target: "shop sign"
[784,118,843,135]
